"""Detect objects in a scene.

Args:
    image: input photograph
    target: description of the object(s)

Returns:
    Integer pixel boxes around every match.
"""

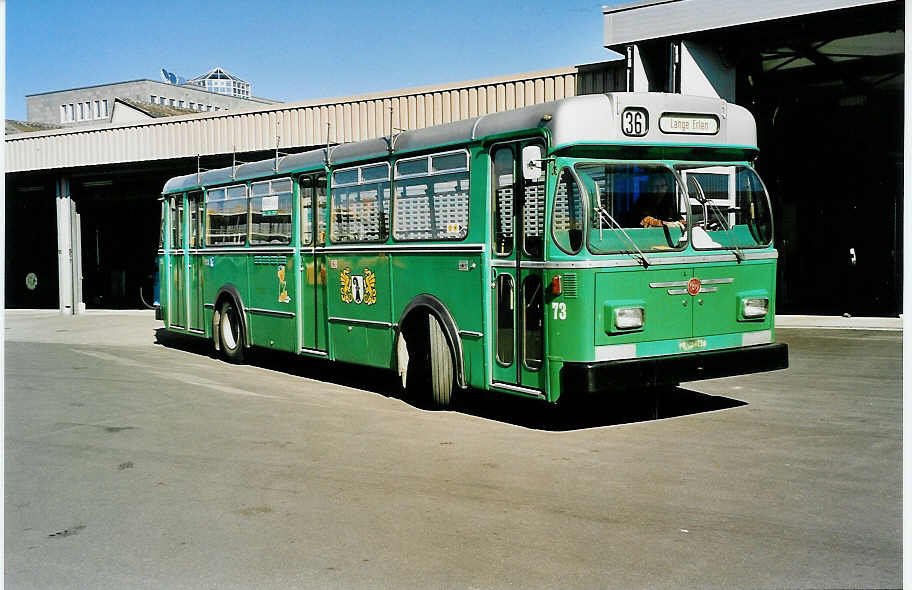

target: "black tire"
[428,314,454,408]
[218,300,246,363]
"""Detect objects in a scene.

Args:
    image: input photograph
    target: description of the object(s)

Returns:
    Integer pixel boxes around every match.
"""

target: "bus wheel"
[428,314,454,408]
[218,300,246,363]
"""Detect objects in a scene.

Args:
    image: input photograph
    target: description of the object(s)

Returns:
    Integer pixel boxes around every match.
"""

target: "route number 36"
[621,108,648,137]
[552,301,567,320]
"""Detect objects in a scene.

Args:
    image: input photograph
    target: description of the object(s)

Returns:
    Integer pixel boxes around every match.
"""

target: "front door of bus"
[298,175,328,353]
[490,141,546,395]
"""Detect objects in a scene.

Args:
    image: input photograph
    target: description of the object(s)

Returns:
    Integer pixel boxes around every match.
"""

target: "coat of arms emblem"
[340,267,377,305]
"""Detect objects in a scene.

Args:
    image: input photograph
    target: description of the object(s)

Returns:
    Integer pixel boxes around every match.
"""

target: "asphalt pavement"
[3,310,902,589]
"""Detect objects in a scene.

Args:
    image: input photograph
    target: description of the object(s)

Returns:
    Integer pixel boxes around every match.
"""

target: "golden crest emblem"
[340,268,353,303]
[340,267,377,305]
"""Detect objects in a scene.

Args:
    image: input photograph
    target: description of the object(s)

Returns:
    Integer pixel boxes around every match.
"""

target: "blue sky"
[6,0,627,121]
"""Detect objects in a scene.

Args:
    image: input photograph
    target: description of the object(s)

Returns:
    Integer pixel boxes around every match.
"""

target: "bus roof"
[162,92,757,194]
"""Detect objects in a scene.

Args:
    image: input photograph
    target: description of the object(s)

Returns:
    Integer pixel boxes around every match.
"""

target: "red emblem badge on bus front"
[687,277,702,296]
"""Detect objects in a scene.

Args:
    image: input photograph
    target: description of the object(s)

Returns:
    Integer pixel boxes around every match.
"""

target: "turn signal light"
[550,275,562,296]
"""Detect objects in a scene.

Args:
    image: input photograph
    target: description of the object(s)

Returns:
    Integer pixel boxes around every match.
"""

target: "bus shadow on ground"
[154,329,747,431]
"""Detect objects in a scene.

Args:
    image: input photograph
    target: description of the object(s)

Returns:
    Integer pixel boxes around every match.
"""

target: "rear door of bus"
[168,194,185,329]
[298,174,328,354]
[187,191,205,333]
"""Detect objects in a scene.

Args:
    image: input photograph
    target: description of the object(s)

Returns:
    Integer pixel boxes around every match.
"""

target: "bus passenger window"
[552,169,584,254]
[250,179,292,245]
[188,191,202,248]
[171,197,183,249]
[331,164,390,243]
[495,274,515,366]
[159,205,165,249]
[393,151,469,241]
[522,275,543,370]
[206,186,248,246]
[492,148,514,256]
[300,177,313,246]
[316,175,327,245]
[522,159,545,258]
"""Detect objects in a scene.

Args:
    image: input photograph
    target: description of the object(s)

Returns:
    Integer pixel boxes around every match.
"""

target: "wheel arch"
[213,284,249,350]
[396,294,466,390]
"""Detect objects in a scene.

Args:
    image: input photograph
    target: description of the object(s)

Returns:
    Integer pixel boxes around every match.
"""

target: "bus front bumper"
[561,343,789,395]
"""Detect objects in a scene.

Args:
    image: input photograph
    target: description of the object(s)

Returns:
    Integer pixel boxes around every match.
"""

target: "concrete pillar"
[55,177,84,314]
[679,40,736,102]
[624,44,651,92]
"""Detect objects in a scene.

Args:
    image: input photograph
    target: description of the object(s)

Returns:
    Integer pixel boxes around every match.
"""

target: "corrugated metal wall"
[6,63,624,173]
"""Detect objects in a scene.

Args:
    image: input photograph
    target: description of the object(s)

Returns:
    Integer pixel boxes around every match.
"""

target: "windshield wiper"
[593,204,650,268]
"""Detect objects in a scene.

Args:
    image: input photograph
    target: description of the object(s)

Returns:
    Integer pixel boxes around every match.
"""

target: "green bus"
[158,92,788,408]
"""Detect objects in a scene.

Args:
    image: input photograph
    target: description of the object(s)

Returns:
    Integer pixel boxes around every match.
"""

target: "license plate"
[679,338,707,352]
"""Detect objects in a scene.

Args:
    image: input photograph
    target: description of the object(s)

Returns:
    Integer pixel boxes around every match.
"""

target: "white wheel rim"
[222,310,238,350]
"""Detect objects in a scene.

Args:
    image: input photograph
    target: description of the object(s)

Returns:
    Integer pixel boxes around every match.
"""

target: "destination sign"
[659,113,719,135]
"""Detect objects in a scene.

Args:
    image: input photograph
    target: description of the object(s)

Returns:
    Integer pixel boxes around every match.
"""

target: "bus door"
[298,174,328,354]
[490,141,547,395]
[186,191,205,333]
[168,194,186,329]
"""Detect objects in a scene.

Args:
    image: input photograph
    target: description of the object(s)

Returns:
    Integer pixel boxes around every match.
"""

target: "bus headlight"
[741,297,769,319]
[615,307,645,330]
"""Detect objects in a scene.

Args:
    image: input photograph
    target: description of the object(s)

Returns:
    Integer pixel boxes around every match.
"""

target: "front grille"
[562,273,578,298]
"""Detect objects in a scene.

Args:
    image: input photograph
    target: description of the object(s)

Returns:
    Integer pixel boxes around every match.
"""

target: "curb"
[775,315,903,331]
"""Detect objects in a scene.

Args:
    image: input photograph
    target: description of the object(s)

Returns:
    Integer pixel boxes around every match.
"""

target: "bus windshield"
[676,164,773,250]
[573,163,689,255]
[568,163,774,256]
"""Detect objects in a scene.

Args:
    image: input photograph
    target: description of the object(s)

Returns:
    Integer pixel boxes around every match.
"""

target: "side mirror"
[521,145,544,181]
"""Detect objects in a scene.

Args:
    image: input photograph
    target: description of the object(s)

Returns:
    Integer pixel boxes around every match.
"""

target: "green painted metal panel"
[390,253,485,334]
[247,254,295,351]
[692,261,775,337]
[326,252,392,365]
[201,252,249,317]
[594,267,694,348]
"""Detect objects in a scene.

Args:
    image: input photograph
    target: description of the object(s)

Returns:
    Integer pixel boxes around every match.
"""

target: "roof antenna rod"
[324,121,333,167]
[196,154,211,186]
[388,105,404,153]
[231,146,248,181]
[273,120,288,174]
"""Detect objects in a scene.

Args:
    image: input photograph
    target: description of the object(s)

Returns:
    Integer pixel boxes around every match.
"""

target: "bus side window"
[495,274,515,366]
[521,142,546,258]
[522,275,543,370]
[159,202,166,249]
[331,164,390,243]
[250,179,292,245]
[300,176,313,246]
[205,186,247,246]
[171,196,183,249]
[493,147,514,256]
[552,168,584,254]
[316,175,327,245]
[392,151,469,241]
[188,191,202,248]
